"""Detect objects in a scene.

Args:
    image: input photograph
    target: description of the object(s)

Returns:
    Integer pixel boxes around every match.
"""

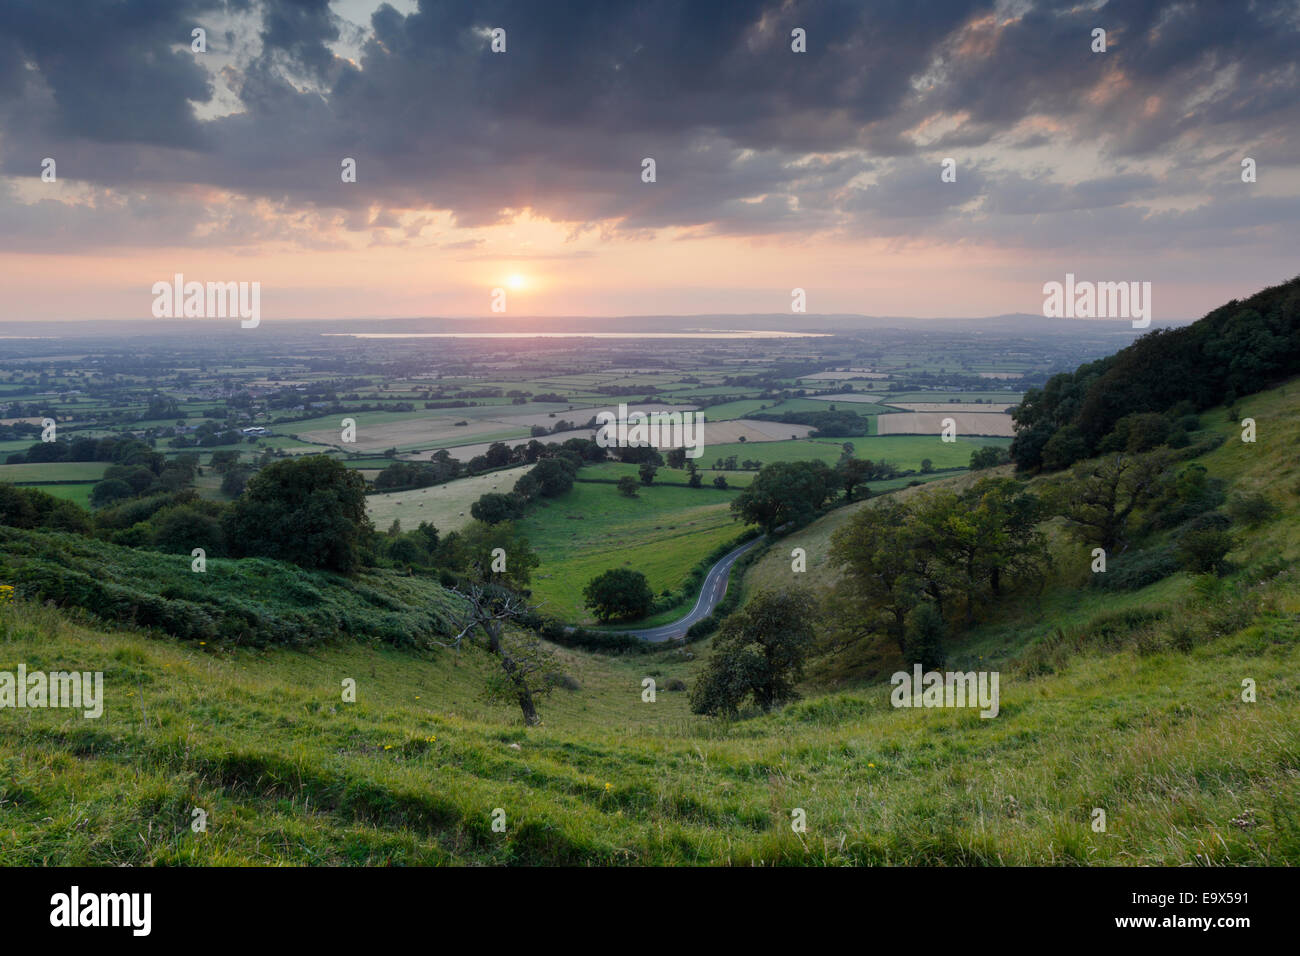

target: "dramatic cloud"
[0,0,1296,309]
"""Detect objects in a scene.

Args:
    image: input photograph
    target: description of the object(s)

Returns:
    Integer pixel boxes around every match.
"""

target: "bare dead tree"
[439,583,554,726]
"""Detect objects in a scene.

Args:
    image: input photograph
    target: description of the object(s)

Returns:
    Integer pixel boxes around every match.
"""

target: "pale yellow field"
[875,411,1016,437]
[298,417,521,452]
[417,416,810,463]
[366,465,534,533]
[815,392,889,403]
[797,369,889,380]
[299,402,696,454]
[885,402,1014,413]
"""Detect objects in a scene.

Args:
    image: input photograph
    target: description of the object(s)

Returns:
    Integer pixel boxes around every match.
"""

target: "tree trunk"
[485,620,541,726]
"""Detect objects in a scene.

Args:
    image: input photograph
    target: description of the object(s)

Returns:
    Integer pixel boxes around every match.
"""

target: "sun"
[506,273,527,290]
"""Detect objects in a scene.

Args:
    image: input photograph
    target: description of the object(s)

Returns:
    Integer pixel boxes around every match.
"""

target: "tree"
[471,491,524,525]
[530,457,576,497]
[220,466,251,498]
[1051,451,1171,552]
[836,457,874,500]
[446,521,539,590]
[689,589,817,717]
[638,460,658,486]
[902,602,946,670]
[209,450,240,474]
[686,459,702,488]
[969,446,1010,470]
[151,505,226,556]
[484,441,512,468]
[583,568,654,622]
[90,478,134,508]
[829,497,925,652]
[712,475,729,489]
[0,484,92,534]
[440,584,556,727]
[224,455,372,573]
[730,460,834,533]
[617,475,640,497]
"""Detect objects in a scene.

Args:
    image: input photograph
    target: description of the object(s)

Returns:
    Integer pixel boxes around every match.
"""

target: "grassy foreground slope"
[1,585,1294,864]
[0,385,1297,865]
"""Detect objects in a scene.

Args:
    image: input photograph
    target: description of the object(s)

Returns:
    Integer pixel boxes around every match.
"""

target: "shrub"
[1227,491,1278,527]
[1176,527,1234,575]
[1091,545,1181,591]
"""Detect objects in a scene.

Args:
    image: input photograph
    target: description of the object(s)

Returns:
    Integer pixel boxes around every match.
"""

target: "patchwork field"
[298,416,530,453]
[875,411,1016,437]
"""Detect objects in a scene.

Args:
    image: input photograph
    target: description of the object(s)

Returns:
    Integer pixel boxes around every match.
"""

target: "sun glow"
[506,273,528,290]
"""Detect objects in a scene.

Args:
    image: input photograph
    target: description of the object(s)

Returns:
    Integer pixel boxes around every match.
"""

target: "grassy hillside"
[0,383,1296,865]
[1,574,1294,864]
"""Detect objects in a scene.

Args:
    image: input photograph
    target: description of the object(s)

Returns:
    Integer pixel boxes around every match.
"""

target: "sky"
[1,0,1298,323]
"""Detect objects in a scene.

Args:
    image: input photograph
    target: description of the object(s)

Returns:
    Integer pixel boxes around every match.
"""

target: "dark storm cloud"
[0,0,1296,248]
[0,0,222,148]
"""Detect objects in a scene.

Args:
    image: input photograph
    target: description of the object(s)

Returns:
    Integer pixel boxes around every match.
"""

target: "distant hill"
[1010,274,1300,471]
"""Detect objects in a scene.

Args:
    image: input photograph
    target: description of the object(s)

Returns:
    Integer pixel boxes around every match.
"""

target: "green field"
[765,397,893,416]
[16,482,97,507]
[517,479,752,624]
[0,462,107,482]
[701,435,1008,471]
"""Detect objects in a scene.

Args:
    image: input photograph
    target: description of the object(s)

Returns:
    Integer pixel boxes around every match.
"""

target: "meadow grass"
[0,587,1293,865]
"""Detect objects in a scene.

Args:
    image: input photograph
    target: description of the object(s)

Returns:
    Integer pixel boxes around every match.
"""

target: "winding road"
[593,536,765,643]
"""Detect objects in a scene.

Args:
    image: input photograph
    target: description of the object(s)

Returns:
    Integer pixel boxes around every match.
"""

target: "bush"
[1091,545,1181,591]
[0,484,93,534]
[1176,527,1234,575]
[1227,491,1278,527]
[90,478,135,508]
[536,619,650,655]
[0,526,461,649]
[151,505,227,556]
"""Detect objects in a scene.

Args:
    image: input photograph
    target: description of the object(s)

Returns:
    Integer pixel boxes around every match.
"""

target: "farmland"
[0,317,1112,632]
